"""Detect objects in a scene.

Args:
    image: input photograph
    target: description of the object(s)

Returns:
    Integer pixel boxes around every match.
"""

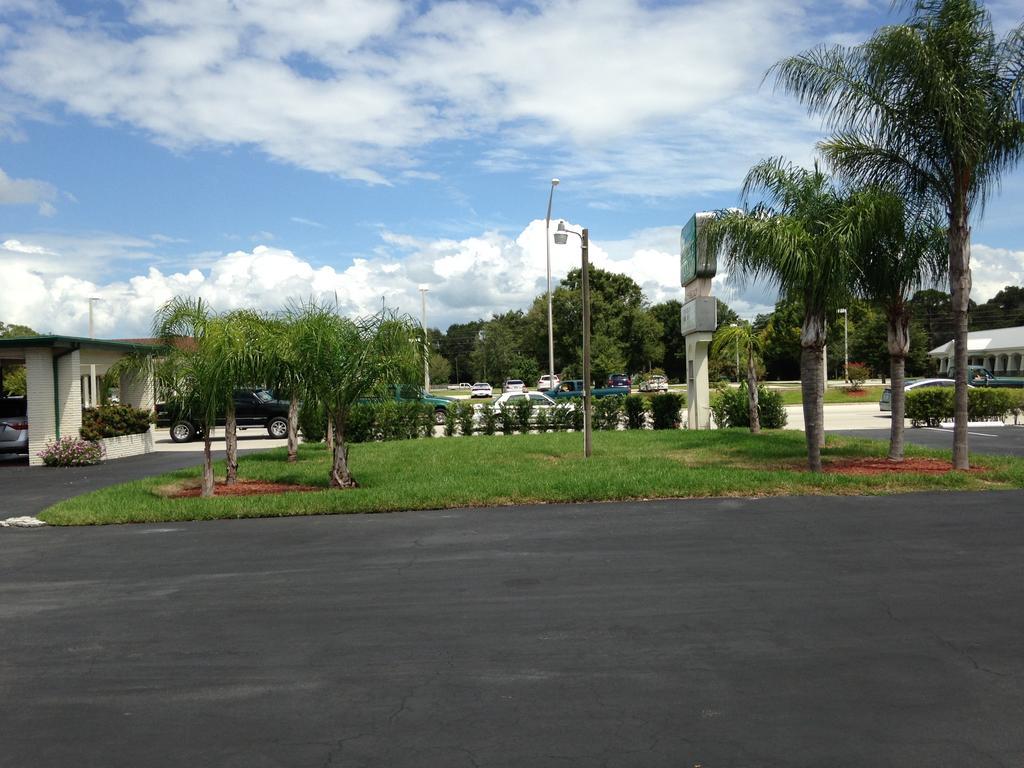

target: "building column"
[25,348,82,466]
[119,365,155,412]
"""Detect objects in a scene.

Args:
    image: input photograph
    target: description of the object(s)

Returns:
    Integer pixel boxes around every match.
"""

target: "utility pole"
[581,228,592,459]
[419,286,429,392]
[545,178,559,387]
[838,308,849,381]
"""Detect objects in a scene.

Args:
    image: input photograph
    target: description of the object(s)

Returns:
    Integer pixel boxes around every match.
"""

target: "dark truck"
[370,386,456,425]
[544,379,630,400]
[967,365,1024,389]
[156,388,290,443]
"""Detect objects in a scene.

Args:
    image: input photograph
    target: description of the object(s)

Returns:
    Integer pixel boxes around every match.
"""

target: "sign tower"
[680,212,718,429]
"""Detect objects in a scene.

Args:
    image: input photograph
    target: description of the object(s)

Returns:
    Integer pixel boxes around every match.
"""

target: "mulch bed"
[169,479,323,498]
[824,457,982,476]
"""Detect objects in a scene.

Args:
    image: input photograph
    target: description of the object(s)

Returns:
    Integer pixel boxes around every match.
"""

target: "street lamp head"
[838,307,847,314]
[553,220,568,245]
[551,178,559,186]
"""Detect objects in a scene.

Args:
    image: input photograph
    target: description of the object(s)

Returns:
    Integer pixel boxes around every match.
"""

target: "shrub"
[497,403,516,435]
[346,401,434,443]
[624,394,648,430]
[846,362,869,391]
[568,398,584,431]
[79,404,151,441]
[480,404,498,435]
[456,402,476,436]
[39,436,104,467]
[512,398,533,433]
[711,384,787,429]
[650,392,684,430]
[1007,390,1024,425]
[444,406,457,437]
[594,395,624,430]
[968,388,1014,422]
[533,406,550,433]
[298,400,326,442]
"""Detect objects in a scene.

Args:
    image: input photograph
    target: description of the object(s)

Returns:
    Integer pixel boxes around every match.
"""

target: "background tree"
[705,158,852,471]
[0,321,37,396]
[649,300,687,382]
[773,0,1024,469]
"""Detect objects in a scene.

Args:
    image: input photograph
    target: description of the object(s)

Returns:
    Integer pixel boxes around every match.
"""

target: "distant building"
[929,325,1024,376]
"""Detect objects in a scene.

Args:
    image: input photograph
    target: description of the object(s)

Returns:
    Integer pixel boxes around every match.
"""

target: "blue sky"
[1,0,1022,338]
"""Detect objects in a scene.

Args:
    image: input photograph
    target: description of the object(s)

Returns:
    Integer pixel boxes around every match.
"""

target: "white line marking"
[922,428,998,438]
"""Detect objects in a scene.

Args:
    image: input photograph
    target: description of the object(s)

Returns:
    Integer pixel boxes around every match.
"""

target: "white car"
[0,397,28,455]
[491,391,558,410]
[638,374,669,393]
[503,379,526,394]
[537,374,561,391]
[879,378,962,412]
[470,382,493,398]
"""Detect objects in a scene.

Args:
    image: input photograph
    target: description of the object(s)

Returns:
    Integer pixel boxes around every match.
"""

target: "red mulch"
[844,388,868,396]
[824,457,982,476]
[171,479,323,498]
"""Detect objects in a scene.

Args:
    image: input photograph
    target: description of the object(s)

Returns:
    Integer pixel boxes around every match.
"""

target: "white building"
[0,335,160,466]
[929,325,1024,376]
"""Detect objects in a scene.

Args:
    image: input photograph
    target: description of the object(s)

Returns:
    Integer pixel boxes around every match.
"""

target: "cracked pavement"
[2,492,1023,767]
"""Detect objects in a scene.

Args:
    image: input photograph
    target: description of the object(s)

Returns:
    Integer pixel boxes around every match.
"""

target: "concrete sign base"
[686,331,713,429]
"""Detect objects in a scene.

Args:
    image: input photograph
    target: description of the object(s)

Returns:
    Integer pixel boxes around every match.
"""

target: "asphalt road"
[3,493,1023,767]
[834,425,1024,457]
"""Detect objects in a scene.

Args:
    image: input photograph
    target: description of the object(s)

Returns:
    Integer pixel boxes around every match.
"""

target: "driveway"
[2,493,1023,767]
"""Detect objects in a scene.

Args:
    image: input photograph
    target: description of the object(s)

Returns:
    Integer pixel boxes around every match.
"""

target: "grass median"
[38,429,1024,525]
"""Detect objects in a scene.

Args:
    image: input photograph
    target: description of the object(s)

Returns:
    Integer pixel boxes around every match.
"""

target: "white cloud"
[0,0,842,195]
[0,166,57,215]
[970,244,1024,303]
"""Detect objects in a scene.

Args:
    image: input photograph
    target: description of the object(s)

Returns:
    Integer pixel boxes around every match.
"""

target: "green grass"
[775,385,885,405]
[39,430,1024,526]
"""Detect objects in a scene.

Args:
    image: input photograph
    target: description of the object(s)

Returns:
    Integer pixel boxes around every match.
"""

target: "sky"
[1,0,1022,339]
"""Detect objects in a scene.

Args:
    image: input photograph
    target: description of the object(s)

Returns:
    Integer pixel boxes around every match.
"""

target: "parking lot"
[3,492,1023,767]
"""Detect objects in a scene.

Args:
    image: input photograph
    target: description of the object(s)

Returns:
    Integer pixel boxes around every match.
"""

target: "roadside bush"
[497,403,516,435]
[533,406,550,433]
[624,394,648,429]
[347,401,434,443]
[1007,390,1024,425]
[298,400,326,442]
[80,404,151,441]
[513,398,533,433]
[456,402,476,436]
[651,393,684,430]
[906,387,1015,427]
[710,384,787,429]
[444,406,457,437]
[480,404,498,435]
[594,395,624,430]
[568,398,584,431]
[39,436,104,467]
[846,362,869,392]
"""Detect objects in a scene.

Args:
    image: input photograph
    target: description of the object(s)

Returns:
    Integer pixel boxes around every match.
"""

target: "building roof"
[928,325,1024,356]
[0,335,163,353]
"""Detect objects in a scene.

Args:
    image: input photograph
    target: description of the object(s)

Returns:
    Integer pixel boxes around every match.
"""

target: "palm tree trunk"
[225,402,238,485]
[886,309,911,462]
[949,211,972,470]
[800,313,826,472]
[329,412,358,489]
[326,418,335,452]
[746,348,760,434]
[287,396,299,463]
[201,426,215,498]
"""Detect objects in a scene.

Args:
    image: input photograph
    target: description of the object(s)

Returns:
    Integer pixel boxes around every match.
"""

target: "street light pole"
[545,178,559,387]
[838,308,849,382]
[419,286,430,392]
[88,297,101,338]
[729,322,739,382]
[553,221,592,458]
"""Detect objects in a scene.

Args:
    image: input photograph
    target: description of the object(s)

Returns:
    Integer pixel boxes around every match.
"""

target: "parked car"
[471,382,493,398]
[537,374,561,391]
[638,374,669,393]
[967,365,1024,388]
[454,382,473,389]
[491,391,559,410]
[156,388,291,442]
[0,396,28,455]
[606,373,631,392]
[503,379,526,394]
[879,378,962,412]
[546,380,630,400]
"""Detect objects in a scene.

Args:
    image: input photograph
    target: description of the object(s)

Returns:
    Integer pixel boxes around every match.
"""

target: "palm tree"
[287,301,418,488]
[152,297,227,498]
[836,189,947,460]
[216,309,270,483]
[704,158,852,471]
[255,314,305,463]
[711,321,765,433]
[771,0,1024,468]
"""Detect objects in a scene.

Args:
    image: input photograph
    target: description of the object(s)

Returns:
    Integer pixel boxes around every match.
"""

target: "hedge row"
[299,394,688,443]
[905,387,1024,427]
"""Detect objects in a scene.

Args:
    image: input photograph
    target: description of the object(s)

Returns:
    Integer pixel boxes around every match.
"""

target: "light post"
[419,286,430,392]
[545,178,560,387]
[553,221,591,458]
[729,322,740,382]
[838,308,849,382]
[88,297,102,338]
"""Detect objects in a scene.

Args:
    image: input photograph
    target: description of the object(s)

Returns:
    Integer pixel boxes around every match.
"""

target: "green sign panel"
[680,212,717,286]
